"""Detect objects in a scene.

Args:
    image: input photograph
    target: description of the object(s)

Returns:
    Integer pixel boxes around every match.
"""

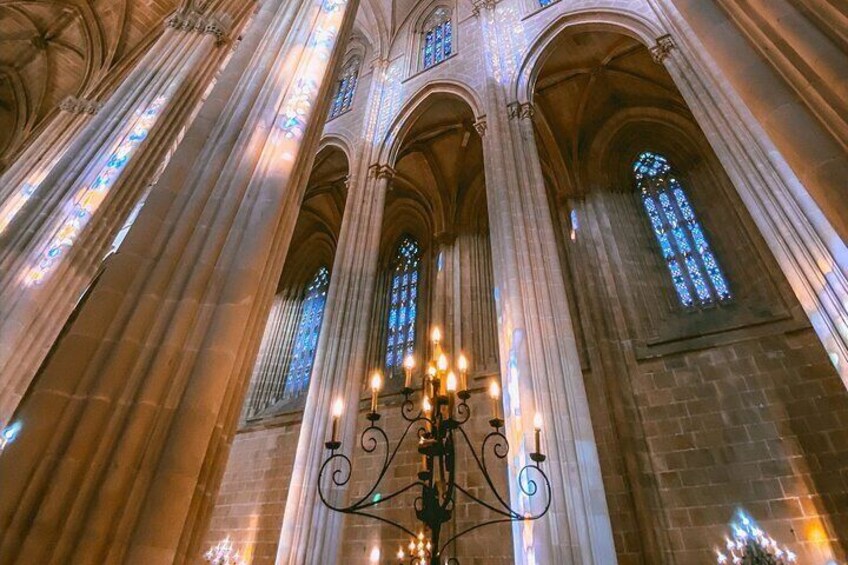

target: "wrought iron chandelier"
[318,327,552,565]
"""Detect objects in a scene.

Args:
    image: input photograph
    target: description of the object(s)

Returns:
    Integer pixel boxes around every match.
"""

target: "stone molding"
[650,34,675,64]
[58,96,102,115]
[472,0,498,16]
[166,12,232,43]
[473,116,487,136]
[368,163,396,180]
[507,101,534,120]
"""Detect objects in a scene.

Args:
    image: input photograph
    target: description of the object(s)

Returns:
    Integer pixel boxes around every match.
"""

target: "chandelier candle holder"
[318,327,552,565]
[715,510,797,565]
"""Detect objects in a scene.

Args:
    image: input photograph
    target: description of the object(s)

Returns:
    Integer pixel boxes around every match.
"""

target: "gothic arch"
[513,9,664,104]
[377,80,483,167]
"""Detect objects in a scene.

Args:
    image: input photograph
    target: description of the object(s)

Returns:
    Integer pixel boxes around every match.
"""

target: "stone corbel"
[166,11,232,44]
[369,163,396,181]
[507,101,534,120]
[472,0,498,17]
[650,34,675,64]
[59,96,102,115]
[473,116,487,137]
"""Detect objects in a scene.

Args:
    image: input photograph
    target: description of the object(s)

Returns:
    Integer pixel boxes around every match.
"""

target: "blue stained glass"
[283,267,330,398]
[385,236,421,373]
[422,9,451,70]
[328,57,360,119]
[634,151,731,308]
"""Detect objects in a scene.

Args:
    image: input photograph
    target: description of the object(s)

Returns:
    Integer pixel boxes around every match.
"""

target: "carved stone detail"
[473,117,487,136]
[507,101,534,120]
[472,0,498,16]
[369,164,396,181]
[166,12,232,43]
[59,96,102,115]
[650,34,675,64]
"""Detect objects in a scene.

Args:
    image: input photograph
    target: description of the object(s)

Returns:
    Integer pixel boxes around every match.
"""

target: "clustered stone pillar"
[475,3,618,563]
[0,0,359,560]
[275,164,392,564]
[0,96,101,233]
[0,5,243,430]
[642,18,848,386]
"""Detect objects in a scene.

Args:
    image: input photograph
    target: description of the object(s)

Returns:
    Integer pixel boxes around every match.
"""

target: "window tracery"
[421,7,453,70]
[328,56,360,119]
[385,236,421,371]
[634,151,731,308]
[284,266,330,398]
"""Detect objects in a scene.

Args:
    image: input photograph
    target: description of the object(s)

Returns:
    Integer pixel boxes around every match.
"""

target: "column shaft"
[0,0,357,561]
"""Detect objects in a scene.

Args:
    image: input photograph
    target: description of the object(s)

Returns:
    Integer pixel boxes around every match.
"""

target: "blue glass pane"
[385,236,421,371]
[635,151,731,308]
[283,267,330,398]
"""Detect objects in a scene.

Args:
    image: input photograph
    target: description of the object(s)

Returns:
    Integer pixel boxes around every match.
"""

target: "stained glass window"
[283,267,330,398]
[634,151,731,308]
[386,236,421,371]
[328,56,360,119]
[422,8,453,70]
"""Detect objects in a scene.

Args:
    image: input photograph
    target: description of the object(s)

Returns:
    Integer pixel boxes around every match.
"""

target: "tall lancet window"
[421,7,453,70]
[386,236,421,371]
[635,151,731,308]
[284,266,330,398]
[328,56,360,119]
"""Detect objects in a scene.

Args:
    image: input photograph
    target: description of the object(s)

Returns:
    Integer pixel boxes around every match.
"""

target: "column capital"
[507,101,534,121]
[166,12,232,44]
[368,163,396,180]
[471,0,498,16]
[473,116,487,137]
[59,96,102,115]
[650,34,675,64]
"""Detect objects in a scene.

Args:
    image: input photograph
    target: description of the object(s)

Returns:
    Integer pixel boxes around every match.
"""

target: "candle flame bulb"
[457,354,468,372]
[370,547,380,563]
[446,371,457,392]
[533,412,543,454]
[423,396,432,414]
[489,380,501,420]
[437,354,448,373]
[371,371,383,391]
[397,547,405,560]
[418,532,424,541]
[427,364,437,377]
[431,326,441,343]
[534,412,543,430]
[404,354,415,371]
[332,398,344,418]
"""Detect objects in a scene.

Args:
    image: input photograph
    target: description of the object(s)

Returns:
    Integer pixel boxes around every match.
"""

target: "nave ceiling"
[0,0,183,164]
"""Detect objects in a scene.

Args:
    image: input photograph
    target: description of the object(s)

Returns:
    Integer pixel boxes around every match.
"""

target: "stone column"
[473,1,617,560]
[0,8,238,429]
[641,18,848,385]
[0,96,101,234]
[275,164,392,564]
[0,0,358,560]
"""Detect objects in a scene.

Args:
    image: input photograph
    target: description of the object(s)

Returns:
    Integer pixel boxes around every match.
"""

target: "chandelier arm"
[437,515,523,556]
[346,481,426,511]
[452,483,520,519]
[351,415,427,508]
[454,426,513,513]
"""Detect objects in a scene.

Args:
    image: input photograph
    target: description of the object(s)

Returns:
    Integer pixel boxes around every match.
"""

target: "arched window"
[386,236,421,371]
[538,0,554,7]
[328,56,360,119]
[284,266,330,398]
[634,151,731,308]
[421,7,453,70]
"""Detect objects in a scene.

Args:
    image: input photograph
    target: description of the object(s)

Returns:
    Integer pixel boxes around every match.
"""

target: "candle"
[489,380,500,419]
[423,395,432,432]
[457,353,468,391]
[403,354,415,389]
[426,363,436,397]
[446,371,457,418]
[436,353,448,374]
[533,412,543,454]
[370,371,382,413]
[331,398,343,443]
[397,547,405,563]
[431,326,442,344]
[419,437,427,472]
